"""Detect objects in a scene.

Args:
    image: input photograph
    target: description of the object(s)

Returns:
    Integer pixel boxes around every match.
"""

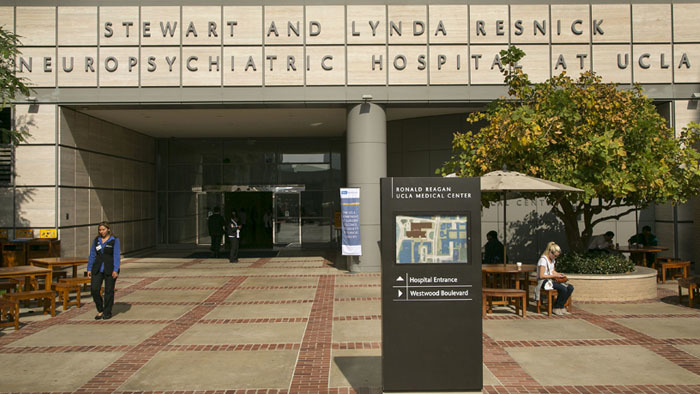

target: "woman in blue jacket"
[87,222,120,320]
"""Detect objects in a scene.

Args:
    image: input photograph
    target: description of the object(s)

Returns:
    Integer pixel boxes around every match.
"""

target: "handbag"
[555,275,568,283]
[543,279,554,290]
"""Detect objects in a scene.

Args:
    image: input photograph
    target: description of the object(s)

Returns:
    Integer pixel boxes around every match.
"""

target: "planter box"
[565,267,657,302]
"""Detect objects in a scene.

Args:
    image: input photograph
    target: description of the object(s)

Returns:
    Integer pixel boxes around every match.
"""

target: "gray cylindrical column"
[346,103,386,273]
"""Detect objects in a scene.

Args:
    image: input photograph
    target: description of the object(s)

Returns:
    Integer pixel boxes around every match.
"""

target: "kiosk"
[381,177,482,392]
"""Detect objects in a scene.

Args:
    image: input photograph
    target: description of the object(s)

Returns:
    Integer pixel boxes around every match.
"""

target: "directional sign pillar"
[381,177,482,392]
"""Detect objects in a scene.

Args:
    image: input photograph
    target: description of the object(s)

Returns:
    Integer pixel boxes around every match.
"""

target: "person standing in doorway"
[228,212,242,263]
[87,222,120,320]
[207,207,225,258]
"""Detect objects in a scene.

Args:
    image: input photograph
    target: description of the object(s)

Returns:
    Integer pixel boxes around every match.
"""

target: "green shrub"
[557,252,635,275]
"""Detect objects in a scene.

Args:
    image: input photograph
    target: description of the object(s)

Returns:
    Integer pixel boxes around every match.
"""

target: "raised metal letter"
[322,55,333,71]
[187,56,198,72]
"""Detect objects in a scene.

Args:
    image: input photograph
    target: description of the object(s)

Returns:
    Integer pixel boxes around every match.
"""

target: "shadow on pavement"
[334,356,382,391]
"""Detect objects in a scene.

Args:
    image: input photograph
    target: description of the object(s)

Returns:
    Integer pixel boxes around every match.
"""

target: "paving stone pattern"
[1,256,699,393]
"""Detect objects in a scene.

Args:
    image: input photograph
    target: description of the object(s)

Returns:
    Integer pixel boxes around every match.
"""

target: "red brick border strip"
[199,318,309,324]
[177,258,206,268]
[494,338,640,347]
[333,284,381,288]
[249,257,273,268]
[219,300,315,306]
[0,344,137,354]
[289,275,335,392]
[75,276,246,393]
[332,342,381,350]
[136,286,223,290]
[333,315,381,321]
[483,333,542,387]
[163,343,302,352]
[238,286,318,290]
[480,384,700,393]
[334,297,381,302]
[0,277,158,347]
[577,309,700,376]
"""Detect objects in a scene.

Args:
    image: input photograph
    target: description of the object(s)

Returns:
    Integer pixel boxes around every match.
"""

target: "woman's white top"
[537,256,555,279]
[535,255,555,299]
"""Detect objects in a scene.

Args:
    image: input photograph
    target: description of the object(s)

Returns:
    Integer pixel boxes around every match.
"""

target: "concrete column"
[346,103,387,273]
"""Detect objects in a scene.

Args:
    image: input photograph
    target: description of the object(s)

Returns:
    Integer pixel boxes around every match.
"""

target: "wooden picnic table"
[30,257,88,279]
[0,265,53,291]
[617,246,667,267]
[482,264,537,305]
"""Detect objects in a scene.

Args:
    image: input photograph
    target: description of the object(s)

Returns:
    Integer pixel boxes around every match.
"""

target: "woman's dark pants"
[91,272,116,315]
[552,282,574,309]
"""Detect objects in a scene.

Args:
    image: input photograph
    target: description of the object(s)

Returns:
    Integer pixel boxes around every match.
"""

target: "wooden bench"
[0,278,20,294]
[678,277,699,308]
[59,276,91,291]
[0,297,19,330]
[656,259,691,283]
[53,271,68,282]
[52,282,81,310]
[3,290,55,317]
[483,288,527,317]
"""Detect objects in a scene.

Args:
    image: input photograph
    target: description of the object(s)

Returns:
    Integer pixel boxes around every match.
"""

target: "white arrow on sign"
[398,289,403,297]
[396,276,404,282]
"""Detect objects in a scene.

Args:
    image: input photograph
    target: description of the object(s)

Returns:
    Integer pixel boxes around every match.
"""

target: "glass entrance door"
[195,192,223,245]
[273,192,301,246]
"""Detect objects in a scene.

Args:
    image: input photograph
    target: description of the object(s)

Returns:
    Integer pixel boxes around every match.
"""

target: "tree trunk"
[556,200,585,252]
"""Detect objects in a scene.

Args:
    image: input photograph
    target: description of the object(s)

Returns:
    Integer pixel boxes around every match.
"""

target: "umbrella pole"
[503,192,507,266]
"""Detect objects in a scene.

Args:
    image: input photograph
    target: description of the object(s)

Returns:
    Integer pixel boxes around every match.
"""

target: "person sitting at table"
[87,222,120,320]
[536,242,573,316]
[628,225,658,267]
[483,230,505,264]
[588,231,616,253]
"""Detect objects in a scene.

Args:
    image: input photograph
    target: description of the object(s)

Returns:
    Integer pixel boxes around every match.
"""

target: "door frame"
[193,184,305,246]
[273,190,302,246]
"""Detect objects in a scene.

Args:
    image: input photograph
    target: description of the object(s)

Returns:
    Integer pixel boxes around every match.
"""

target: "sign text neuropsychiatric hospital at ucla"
[11,4,700,87]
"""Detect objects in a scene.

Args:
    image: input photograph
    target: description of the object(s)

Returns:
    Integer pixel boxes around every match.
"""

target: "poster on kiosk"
[380,177,482,392]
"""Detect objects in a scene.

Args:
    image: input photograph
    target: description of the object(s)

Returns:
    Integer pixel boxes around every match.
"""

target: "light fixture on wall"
[362,94,373,102]
[27,96,39,113]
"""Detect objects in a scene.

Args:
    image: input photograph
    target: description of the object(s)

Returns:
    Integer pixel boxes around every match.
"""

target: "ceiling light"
[310,122,323,127]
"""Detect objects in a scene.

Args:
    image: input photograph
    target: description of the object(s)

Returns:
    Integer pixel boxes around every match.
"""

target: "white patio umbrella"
[480,170,584,265]
[445,170,584,263]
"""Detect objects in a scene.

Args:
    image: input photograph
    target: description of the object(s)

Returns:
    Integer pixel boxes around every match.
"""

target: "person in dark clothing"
[87,222,120,320]
[628,225,659,267]
[228,212,242,263]
[628,225,658,247]
[207,207,226,258]
[483,230,505,264]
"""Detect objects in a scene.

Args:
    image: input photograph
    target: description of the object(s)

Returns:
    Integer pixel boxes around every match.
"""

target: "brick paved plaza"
[1,254,699,393]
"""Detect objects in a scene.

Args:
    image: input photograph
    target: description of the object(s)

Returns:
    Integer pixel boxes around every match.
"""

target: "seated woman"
[536,242,574,316]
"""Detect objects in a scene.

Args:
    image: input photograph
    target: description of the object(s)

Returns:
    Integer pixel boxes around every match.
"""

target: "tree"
[0,26,32,144]
[438,46,700,252]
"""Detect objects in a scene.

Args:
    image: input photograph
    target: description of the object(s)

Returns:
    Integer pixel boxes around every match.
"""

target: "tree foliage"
[0,26,32,144]
[438,46,700,252]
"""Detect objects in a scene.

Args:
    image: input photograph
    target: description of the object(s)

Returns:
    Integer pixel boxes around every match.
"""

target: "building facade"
[1,1,699,272]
